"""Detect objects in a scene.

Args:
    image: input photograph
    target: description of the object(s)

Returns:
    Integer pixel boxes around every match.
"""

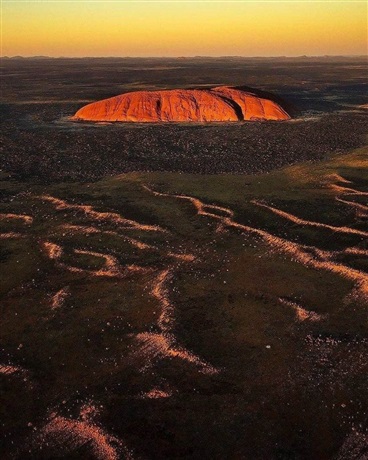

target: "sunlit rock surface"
[73,86,290,122]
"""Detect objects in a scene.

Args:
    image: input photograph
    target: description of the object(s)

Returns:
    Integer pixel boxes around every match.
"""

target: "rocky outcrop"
[72,86,290,122]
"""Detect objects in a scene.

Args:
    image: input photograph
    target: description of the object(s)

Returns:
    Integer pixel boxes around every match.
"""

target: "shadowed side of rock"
[212,87,290,120]
[72,87,290,122]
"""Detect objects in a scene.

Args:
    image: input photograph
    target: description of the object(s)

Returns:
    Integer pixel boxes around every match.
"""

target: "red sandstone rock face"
[73,87,290,122]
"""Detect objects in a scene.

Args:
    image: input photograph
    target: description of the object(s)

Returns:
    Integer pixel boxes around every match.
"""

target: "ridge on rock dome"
[72,86,290,122]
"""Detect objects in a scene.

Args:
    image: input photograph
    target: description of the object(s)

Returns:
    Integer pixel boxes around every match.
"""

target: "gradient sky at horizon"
[1,0,367,57]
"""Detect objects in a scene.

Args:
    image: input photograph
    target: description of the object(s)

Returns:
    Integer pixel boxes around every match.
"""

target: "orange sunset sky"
[1,0,367,57]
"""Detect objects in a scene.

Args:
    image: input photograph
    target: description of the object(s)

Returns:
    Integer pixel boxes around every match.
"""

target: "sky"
[1,0,367,57]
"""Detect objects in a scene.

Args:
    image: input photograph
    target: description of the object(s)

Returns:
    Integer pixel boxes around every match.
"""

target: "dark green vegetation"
[1,145,367,459]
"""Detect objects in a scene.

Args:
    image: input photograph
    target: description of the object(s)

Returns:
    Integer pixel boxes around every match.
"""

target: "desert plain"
[0,56,368,459]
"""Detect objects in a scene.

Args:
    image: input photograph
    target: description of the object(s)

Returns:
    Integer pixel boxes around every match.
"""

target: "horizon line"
[2,54,367,59]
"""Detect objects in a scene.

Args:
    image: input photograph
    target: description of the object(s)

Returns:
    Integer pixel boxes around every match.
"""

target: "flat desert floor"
[0,57,367,459]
